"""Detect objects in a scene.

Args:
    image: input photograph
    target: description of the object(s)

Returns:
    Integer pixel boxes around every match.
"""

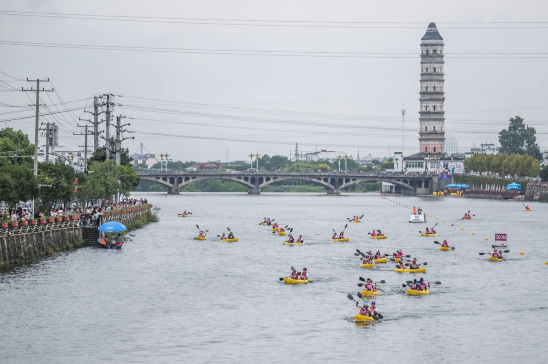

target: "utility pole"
[46,123,50,163]
[401,103,406,157]
[83,96,105,152]
[74,125,94,173]
[105,94,112,159]
[295,143,299,161]
[114,114,133,166]
[22,78,53,176]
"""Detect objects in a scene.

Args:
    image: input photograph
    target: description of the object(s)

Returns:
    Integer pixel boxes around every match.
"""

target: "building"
[470,142,498,155]
[131,152,157,168]
[419,22,445,156]
[396,23,464,178]
[304,150,347,162]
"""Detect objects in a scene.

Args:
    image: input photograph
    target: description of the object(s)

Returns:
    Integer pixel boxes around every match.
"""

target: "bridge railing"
[136,170,432,178]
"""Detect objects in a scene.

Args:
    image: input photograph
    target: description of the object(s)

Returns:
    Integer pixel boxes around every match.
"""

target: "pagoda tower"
[419,23,445,156]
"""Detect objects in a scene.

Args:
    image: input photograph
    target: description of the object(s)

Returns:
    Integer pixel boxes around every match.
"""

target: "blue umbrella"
[98,221,127,232]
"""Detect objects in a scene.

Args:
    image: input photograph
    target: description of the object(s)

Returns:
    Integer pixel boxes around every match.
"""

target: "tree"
[81,160,140,200]
[499,116,541,158]
[37,162,76,211]
[88,139,134,166]
[540,165,548,182]
[0,128,34,168]
[0,165,38,209]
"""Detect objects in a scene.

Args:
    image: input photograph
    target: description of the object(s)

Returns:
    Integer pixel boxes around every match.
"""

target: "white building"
[304,150,347,162]
[131,152,157,168]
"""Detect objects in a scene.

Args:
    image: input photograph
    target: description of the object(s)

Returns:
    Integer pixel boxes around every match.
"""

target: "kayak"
[283,277,309,284]
[406,289,430,295]
[271,228,279,231]
[260,222,271,226]
[421,233,438,237]
[219,238,238,242]
[392,267,426,273]
[360,290,379,296]
[331,238,350,242]
[462,217,471,220]
[195,236,207,240]
[525,208,531,211]
[351,219,361,223]
[489,257,504,262]
[360,263,375,269]
[370,235,387,239]
[374,258,387,263]
[439,247,451,251]
[278,232,286,236]
[181,215,188,217]
[283,242,305,245]
[354,315,375,322]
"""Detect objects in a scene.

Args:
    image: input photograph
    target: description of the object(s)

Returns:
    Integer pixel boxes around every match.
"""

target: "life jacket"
[411,283,417,289]
[442,242,448,247]
[365,283,374,291]
[359,307,369,316]
[419,283,427,290]
[410,262,418,268]
[333,234,337,239]
[371,232,376,236]
[396,253,403,258]
[288,237,294,242]
[221,234,226,239]
[301,273,308,279]
[291,272,298,279]
[413,209,416,214]
[100,238,107,246]
[228,234,234,239]
[280,228,284,232]
[426,229,430,234]
[338,233,344,239]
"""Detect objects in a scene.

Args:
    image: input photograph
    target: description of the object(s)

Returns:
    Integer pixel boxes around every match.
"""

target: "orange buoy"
[520,251,524,255]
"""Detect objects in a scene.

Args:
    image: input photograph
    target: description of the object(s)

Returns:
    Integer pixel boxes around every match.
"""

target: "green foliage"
[37,162,76,211]
[464,153,540,178]
[0,128,35,168]
[499,116,541,159]
[81,160,139,200]
[540,165,548,182]
[88,140,134,166]
[380,159,394,170]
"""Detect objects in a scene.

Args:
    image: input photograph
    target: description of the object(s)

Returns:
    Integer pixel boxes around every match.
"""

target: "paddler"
[412,207,416,214]
[287,234,295,243]
[272,222,278,229]
[377,229,383,236]
[525,205,530,210]
[498,250,504,259]
[409,258,421,269]
[355,301,371,317]
[338,231,345,239]
[371,230,377,237]
[395,258,406,269]
[199,230,206,238]
[296,235,304,244]
[396,250,404,259]
[227,231,234,239]
[431,227,437,234]
[418,278,430,291]
[364,278,377,292]
[289,267,298,279]
[417,207,422,214]
[183,211,188,215]
[441,240,449,247]
[369,301,378,317]
[279,227,285,233]
[220,233,226,240]
[374,250,383,259]
[300,268,308,280]
[426,227,431,234]
[332,232,338,240]
[410,279,419,290]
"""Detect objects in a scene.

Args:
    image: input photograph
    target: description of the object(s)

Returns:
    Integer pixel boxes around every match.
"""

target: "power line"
[3,40,548,58]
[2,10,548,28]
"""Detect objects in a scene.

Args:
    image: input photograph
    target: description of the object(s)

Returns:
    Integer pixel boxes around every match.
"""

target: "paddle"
[404,262,427,266]
[356,293,382,319]
[177,212,192,215]
[343,224,348,233]
[479,250,509,255]
[347,293,358,303]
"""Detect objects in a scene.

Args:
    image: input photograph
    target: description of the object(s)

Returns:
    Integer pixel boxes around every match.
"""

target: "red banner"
[495,234,507,241]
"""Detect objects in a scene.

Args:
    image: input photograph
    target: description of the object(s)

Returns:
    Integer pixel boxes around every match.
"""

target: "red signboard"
[495,234,507,241]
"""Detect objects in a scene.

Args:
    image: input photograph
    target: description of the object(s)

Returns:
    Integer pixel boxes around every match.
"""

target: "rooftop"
[421,23,443,41]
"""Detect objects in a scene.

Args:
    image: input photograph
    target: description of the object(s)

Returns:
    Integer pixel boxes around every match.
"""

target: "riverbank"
[0,205,157,268]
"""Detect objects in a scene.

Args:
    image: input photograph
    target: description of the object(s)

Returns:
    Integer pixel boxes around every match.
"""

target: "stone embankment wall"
[525,187,548,202]
[0,206,153,267]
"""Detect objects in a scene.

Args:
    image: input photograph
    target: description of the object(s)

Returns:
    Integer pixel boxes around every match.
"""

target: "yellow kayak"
[370,235,387,239]
[360,263,375,269]
[195,236,207,240]
[462,217,471,220]
[489,257,504,262]
[283,241,305,245]
[331,238,349,242]
[260,222,271,226]
[360,290,379,296]
[219,238,238,242]
[421,233,438,237]
[181,215,188,217]
[374,258,387,263]
[278,232,286,236]
[439,247,451,251]
[406,289,430,295]
[283,277,309,284]
[354,315,375,322]
[525,208,531,211]
[351,219,361,223]
[392,267,426,273]
[271,227,279,231]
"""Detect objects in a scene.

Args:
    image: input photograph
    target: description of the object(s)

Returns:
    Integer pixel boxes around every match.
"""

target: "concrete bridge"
[136,170,438,195]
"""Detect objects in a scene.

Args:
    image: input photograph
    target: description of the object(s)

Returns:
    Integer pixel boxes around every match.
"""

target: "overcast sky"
[1,0,548,162]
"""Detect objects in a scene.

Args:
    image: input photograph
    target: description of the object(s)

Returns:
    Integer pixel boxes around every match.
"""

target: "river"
[1,193,547,363]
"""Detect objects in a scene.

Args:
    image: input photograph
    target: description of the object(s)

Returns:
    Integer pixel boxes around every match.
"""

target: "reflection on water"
[1,192,547,363]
